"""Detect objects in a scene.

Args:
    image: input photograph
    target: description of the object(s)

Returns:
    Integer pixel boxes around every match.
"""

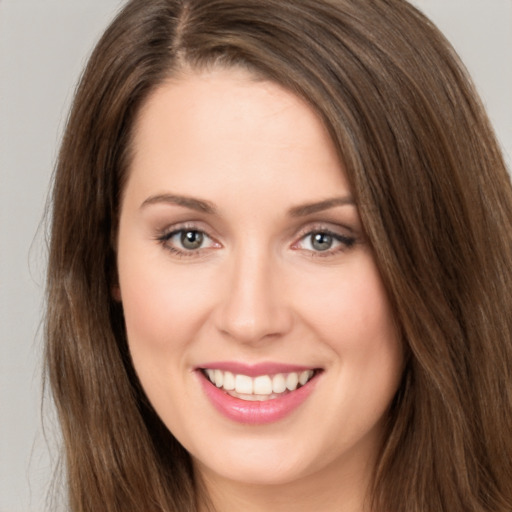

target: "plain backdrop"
[0,1,510,511]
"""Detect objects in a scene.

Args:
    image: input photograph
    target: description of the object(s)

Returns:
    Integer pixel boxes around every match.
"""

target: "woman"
[45,0,512,511]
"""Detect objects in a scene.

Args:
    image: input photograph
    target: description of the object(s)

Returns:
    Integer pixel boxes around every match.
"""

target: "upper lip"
[196,361,320,377]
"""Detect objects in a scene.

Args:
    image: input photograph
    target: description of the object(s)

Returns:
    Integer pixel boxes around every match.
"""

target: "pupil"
[312,233,332,251]
[181,230,203,250]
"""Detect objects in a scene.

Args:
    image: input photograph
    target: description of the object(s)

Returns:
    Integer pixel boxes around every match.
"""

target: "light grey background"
[0,1,510,511]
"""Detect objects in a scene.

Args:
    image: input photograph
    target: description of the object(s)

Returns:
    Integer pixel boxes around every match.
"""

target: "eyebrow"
[140,193,216,214]
[140,193,355,216]
[288,196,355,217]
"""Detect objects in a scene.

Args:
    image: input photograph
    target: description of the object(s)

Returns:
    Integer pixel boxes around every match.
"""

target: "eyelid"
[155,219,216,239]
[155,222,221,257]
[153,220,358,258]
[293,221,356,240]
[291,223,357,255]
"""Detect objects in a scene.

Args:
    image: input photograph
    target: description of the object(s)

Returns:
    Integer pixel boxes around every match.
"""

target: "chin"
[189,431,330,488]
[198,456,311,487]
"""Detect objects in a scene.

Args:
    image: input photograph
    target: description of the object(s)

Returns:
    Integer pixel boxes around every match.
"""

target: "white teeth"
[235,374,253,394]
[286,372,299,391]
[272,373,287,393]
[299,370,313,385]
[214,369,224,387]
[253,375,273,395]
[203,368,316,398]
[223,371,235,391]
[234,393,268,402]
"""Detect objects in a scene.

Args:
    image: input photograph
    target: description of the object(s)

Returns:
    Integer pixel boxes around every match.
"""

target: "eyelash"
[292,228,356,257]
[155,224,218,258]
[155,224,356,258]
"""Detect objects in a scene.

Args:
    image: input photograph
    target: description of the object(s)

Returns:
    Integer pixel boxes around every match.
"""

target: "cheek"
[297,255,396,344]
[117,254,218,413]
[294,254,402,395]
[117,250,213,362]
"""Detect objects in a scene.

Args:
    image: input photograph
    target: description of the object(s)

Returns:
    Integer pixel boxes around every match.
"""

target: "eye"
[157,227,219,256]
[179,230,205,250]
[308,232,336,252]
[294,229,355,255]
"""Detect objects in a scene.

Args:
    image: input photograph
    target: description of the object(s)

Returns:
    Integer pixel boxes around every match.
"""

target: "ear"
[111,284,122,302]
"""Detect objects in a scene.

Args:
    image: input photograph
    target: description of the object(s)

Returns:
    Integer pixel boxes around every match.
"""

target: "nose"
[213,246,293,345]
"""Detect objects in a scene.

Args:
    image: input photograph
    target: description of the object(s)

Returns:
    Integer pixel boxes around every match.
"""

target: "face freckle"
[116,67,403,500]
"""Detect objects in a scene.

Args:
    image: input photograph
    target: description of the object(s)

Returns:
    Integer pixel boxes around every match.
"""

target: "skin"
[116,67,403,512]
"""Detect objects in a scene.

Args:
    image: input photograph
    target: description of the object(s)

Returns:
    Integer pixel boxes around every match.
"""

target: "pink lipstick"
[196,362,320,424]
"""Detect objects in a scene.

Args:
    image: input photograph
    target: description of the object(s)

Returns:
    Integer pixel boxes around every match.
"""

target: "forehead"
[133,68,334,153]
[125,67,349,207]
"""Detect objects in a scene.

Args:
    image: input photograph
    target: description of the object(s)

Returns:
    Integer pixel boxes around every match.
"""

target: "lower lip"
[198,371,318,425]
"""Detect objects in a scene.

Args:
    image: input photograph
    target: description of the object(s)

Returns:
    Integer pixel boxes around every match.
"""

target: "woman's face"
[117,68,403,491]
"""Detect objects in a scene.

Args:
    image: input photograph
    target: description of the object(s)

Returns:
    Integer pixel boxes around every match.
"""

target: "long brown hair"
[45,0,512,510]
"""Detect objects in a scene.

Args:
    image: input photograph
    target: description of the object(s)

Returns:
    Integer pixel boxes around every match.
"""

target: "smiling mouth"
[201,368,319,401]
